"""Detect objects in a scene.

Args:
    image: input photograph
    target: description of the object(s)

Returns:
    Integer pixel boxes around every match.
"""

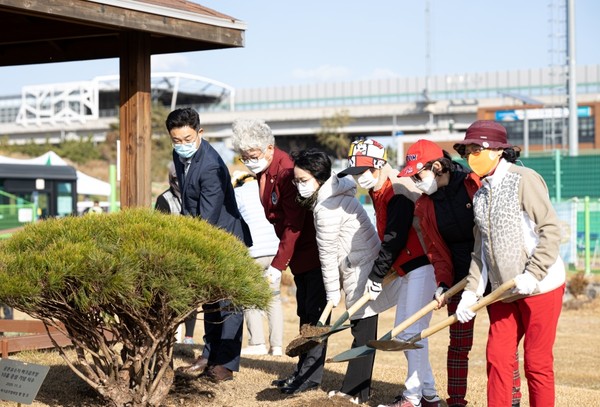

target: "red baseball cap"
[398,139,444,177]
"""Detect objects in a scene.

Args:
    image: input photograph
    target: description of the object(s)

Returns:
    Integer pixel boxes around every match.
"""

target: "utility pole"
[425,0,431,95]
[567,0,578,156]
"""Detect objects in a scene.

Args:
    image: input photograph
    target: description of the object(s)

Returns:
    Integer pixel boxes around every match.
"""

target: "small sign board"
[0,359,50,405]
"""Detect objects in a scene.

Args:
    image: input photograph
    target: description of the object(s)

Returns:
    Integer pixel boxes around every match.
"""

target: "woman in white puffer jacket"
[292,149,401,405]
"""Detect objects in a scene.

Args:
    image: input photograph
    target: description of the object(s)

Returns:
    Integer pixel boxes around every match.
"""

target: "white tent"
[0,151,111,196]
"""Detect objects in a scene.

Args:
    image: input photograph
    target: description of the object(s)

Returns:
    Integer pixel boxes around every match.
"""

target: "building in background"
[0,66,598,156]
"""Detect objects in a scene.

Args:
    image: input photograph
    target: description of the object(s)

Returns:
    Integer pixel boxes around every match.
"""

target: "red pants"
[447,293,521,406]
[486,284,564,407]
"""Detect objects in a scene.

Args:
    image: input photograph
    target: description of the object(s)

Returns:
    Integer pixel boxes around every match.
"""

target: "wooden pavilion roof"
[0,0,245,66]
[0,0,246,207]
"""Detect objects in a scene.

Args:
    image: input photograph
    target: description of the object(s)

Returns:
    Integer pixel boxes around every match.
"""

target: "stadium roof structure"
[0,0,246,207]
[15,72,235,126]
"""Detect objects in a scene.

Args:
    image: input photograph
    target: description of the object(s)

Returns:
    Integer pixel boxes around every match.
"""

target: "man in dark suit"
[167,107,252,382]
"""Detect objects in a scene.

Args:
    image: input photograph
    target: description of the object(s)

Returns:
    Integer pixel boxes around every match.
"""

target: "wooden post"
[119,31,152,208]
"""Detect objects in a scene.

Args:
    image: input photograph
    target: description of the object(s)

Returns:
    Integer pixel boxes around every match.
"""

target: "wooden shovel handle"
[317,301,335,326]
[389,277,468,338]
[342,271,400,321]
[417,279,516,340]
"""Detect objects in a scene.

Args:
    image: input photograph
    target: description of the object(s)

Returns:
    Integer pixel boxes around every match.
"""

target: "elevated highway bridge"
[0,65,599,162]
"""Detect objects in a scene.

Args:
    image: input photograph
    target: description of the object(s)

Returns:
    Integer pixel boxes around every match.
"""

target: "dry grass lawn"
[2,283,599,407]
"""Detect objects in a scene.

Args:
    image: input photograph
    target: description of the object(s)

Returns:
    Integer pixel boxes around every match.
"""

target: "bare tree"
[316,109,355,159]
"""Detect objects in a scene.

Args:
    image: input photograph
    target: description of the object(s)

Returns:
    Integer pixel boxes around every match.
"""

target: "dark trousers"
[184,311,197,337]
[341,314,378,403]
[293,267,327,384]
[201,299,243,372]
[1,305,12,320]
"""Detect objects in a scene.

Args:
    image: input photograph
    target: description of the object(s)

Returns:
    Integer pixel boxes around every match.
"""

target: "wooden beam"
[0,0,244,47]
[0,14,111,46]
[0,333,72,358]
[0,319,71,359]
[0,319,62,334]
[0,37,116,66]
[119,31,151,208]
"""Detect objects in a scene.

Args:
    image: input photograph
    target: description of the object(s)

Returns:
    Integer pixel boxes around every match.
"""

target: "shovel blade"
[326,345,375,363]
[367,339,423,351]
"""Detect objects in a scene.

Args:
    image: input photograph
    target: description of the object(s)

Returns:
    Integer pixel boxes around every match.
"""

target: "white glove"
[434,285,448,301]
[364,279,383,301]
[326,290,341,307]
[265,265,282,286]
[513,272,538,295]
[456,290,478,323]
[433,285,448,309]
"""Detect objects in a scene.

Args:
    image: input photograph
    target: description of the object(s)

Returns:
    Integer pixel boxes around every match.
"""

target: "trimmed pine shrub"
[0,208,270,407]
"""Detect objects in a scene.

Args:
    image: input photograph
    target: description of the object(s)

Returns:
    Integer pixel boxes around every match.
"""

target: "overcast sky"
[1,0,599,94]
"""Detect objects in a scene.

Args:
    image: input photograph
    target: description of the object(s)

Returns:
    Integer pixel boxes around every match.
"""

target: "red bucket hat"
[453,120,512,154]
[398,139,444,177]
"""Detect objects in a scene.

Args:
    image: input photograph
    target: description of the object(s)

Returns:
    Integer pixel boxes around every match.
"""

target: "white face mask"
[244,158,269,174]
[356,170,378,190]
[414,174,438,195]
[296,181,318,198]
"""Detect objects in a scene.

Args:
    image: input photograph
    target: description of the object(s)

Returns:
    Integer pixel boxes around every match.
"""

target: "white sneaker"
[269,346,283,356]
[328,390,359,404]
[241,344,268,355]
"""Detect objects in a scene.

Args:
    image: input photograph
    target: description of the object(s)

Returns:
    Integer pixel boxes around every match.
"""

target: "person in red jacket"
[231,119,326,395]
[338,139,441,407]
[398,139,522,407]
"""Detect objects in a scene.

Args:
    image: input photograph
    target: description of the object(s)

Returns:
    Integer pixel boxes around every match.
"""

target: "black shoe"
[280,380,319,394]
[271,375,296,388]
[512,403,520,407]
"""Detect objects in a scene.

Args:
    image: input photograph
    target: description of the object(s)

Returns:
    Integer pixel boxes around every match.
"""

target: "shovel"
[285,300,334,357]
[302,271,400,342]
[327,277,467,363]
[367,279,516,352]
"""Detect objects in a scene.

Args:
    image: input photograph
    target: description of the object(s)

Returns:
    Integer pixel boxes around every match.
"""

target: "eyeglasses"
[461,145,484,159]
[239,151,264,165]
[410,166,431,182]
[291,176,313,186]
[239,157,259,165]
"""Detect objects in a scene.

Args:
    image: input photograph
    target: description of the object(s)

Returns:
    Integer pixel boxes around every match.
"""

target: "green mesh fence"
[0,190,36,237]
[520,154,600,201]
[456,153,600,270]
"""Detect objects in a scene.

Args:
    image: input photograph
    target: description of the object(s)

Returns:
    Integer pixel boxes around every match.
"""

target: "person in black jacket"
[166,107,252,383]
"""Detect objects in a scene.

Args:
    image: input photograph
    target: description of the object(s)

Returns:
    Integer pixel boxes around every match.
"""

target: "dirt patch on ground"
[285,324,332,357]
[563,295,600,313]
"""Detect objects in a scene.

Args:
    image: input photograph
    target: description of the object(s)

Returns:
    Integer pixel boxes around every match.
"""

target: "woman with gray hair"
[231,119,328,395]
